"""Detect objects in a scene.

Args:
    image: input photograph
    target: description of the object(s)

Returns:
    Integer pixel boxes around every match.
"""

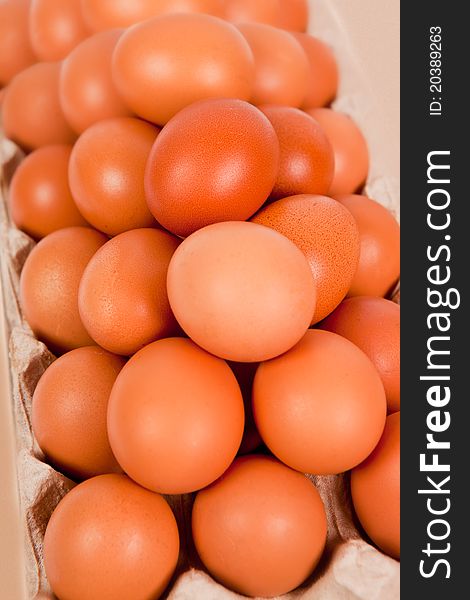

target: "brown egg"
[224,0,283,27]
[192,455,327,597]
[252,194,360,323]
[253,330,386,475]
[79,229,180,356]
[112,13,254,125]
[29,0,89,61]
[320,297,400,413]
[20,227,107,354]
[152,0,224,17]
[0,0,36,86]
[278,0,309,32]
[44,474,180,600]
[293,33,338,108]
[9,145,88,239]
[259,106,334,200]
[238,22,309,107]
[69,117,158,236]
[307,108,369,196]
[107,338,245,494]
[337,194,400,298]
[32,347,125,480]
[145,99,279,238]
[351,412,400,559]
[60,30,132,134]
[2,62,76,150]
[81,0,224,31]
[228,361,262,455]
[167,221,316,362]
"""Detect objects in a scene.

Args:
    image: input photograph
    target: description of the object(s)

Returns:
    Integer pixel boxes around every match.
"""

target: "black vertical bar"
[401,2,467,598]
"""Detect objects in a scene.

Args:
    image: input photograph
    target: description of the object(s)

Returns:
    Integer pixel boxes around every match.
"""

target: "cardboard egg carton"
[0,1,400,597]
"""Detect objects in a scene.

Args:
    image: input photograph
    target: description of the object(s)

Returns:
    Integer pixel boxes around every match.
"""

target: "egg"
[293,33,338,108]
[192,455,327,597]
[224,0,283,27]
[238,22,309,107]
[252,194,360,323]
[307,108,369,196]
[259,106,334,200]
[78,229,181,356]
[107,337,245,494]
[351,412,400,559]
[152,0,224,17]
[253,329,387,474]
[9,145,87,239]
[2,62,76,150]
[29,0,89,61]
[43,474,180,600]
[32,347,125,480]
[68,117,158,236]
[278,0,309,32]
[112,13,254,125]
[81,0,224,31]
[228,361,262,455]
[0,0,36,86]
[145,99,279,238]
[20,227,107,354]
[320,296,400,413]
[167,221,316,362]
[59,29,132,134]
[336,194,400,297]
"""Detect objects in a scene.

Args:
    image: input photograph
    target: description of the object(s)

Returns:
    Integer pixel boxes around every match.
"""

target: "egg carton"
[0,0,400,598]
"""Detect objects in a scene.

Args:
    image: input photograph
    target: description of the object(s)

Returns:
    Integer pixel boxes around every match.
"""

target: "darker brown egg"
[145,98,279,238]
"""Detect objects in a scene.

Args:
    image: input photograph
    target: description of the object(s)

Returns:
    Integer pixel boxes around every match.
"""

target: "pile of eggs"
[1,1,400,599]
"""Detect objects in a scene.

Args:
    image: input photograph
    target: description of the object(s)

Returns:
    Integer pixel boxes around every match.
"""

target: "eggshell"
[32,347,125,480]
[252,194,360,323]
[320,296,400,413]
[337,194,400,297]
[228,361,262,455]
[112,13,254,125]
[0,0,36,86]
[253,329,387,475]
[81,0,224,31]
[192,455,327,597]
[79,228,181,356]
[278,0,309,32]
[43,474,179,600]
[238,22,309,107]
[293,33,338,108]
[307,107,369,196]
[60,29,132,134]
[68,117,158,236]
[351,412,400,559]
[224,0,283,27]
[259,106,334,200]
[145,99,279,238]
[167,221,316,362]
[20,227,107,354]
[107,338,245,494]
[29,0,89,61]
[9,144,87,239]
[2,62,76,150]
